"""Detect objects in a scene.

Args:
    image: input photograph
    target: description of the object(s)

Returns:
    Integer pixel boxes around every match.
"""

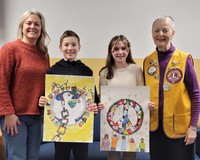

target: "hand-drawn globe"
[50,91,87,126]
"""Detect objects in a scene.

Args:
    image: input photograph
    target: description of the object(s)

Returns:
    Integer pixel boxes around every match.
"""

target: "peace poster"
[100,86,149,152]
[43,75,95,143]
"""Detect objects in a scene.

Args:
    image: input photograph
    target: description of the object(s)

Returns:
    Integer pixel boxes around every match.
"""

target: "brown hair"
[99,35,136,79]
[59,30,80,45]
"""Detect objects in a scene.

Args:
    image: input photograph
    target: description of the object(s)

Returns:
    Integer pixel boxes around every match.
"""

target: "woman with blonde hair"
[0,9,50,160]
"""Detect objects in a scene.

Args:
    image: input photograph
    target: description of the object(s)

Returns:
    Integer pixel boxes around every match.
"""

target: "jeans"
[0,115,42,160]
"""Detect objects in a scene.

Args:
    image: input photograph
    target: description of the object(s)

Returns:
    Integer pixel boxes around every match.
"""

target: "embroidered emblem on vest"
[166,68,182,84]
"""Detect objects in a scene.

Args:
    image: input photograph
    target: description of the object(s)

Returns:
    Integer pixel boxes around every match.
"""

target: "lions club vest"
[144,49,192,138]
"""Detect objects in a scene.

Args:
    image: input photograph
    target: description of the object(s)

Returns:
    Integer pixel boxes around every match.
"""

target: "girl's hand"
[97,103,105,110]
[148,102,155,110]
[39,96,48,107]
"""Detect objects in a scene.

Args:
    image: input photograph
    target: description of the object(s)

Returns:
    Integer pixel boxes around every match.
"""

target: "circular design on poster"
[50,91,86,126]
[107,99,144,135]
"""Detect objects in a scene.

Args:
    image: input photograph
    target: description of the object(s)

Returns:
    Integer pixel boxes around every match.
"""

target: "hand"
[184,126,197,145]
[97,103,105,110]
[39,96,48,107]
[3,114,21,136]
[87,103,98,114]
[148,102,155,110]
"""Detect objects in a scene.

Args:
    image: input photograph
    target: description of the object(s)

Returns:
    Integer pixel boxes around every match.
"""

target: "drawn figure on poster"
[129,137,137,152]
[110,133,119,151]
[121,135,127,151]
[139,138,146,152]
[101,134,110,150]
[107,99,144,136]
[46,80,93,141]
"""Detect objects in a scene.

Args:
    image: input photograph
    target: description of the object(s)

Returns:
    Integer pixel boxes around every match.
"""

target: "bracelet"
[189,126,197,131]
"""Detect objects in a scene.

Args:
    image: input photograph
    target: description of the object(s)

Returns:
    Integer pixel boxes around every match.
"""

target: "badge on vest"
[166,68,182,84]
[163,83,170,91]
[148,65,157,75]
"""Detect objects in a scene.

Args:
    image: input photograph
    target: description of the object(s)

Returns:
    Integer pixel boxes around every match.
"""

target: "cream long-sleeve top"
[99,63,144,87]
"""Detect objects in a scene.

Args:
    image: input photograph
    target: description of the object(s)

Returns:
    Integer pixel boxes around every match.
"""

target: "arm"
[0,44,21,135]
[0,45,16,115]
[184,56,200,145]
[97,70,107,110]
[136,66,144,86]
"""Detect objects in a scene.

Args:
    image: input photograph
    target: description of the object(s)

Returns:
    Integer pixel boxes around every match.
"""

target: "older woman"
[143,16,200,160]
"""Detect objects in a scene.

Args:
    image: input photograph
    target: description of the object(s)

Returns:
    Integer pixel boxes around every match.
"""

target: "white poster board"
[100,86,150,152]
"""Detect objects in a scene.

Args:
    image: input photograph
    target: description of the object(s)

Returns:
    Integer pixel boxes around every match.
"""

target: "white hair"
[152,15,175,31]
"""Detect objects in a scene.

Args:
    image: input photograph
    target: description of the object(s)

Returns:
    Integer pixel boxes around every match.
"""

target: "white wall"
[0,0,200,58]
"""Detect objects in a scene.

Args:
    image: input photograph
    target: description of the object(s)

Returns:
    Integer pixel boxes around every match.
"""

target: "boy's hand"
[97,103,105,110]
[39,96,48,107]
[87,103,98,114]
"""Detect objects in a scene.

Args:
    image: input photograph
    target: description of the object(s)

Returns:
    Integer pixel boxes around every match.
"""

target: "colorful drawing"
[100,86,149,152]
[129,137,137,152]
[139,138,146,152]
[110,133,119,151]
[101,134,110,150]
[43,75,94,143]
[107,99,143,135]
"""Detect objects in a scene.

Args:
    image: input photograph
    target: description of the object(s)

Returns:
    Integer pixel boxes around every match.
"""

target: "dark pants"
[150,122,195,160]
[55,142,88,160]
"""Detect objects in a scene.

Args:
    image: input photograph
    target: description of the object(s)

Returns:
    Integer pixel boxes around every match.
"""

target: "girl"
[99,35,144,160]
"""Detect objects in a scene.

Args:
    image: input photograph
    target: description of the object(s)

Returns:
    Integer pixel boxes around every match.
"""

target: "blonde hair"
[17,9,50,54]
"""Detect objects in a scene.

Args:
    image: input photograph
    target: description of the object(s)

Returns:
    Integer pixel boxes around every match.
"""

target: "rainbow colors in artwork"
[100,86,150,152]
[43,75,95,143]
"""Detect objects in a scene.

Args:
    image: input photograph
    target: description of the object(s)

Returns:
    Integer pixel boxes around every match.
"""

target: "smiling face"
[60,36,80,61]
[111,40,129,66]
[22,14,42,45]
[152,17,175,51]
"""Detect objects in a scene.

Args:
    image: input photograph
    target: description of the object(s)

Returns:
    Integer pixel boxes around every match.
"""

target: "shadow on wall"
[0,0,5,41]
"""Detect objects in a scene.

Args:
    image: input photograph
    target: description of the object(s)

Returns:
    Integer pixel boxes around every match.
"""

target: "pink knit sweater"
[0,39,49,115]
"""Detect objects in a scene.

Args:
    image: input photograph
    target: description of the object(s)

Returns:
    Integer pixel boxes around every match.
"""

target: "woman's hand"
[184,125,197,145]
[148,102,155,110]
[3,114,21,136]
[39,96,48,107]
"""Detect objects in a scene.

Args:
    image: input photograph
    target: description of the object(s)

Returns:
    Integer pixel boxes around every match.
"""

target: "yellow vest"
[144,49,192,138]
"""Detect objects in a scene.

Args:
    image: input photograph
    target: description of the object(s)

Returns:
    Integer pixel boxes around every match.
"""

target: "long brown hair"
[99,35,136,79]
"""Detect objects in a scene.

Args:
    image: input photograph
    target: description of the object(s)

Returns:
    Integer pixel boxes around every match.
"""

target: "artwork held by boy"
[100,86,150,152]
[43,75,95,143]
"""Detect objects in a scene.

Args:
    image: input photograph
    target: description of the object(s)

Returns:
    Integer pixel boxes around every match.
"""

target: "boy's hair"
[60,30,80,45]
